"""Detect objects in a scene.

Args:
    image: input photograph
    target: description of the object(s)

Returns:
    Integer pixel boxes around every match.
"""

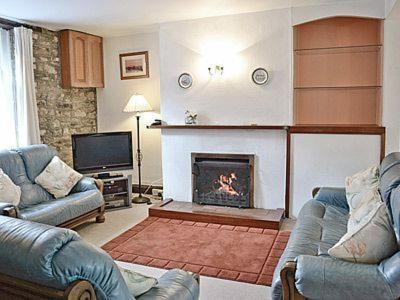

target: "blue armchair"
[0,144,105,228]
[272,153,400,300]
[0,215,199,300]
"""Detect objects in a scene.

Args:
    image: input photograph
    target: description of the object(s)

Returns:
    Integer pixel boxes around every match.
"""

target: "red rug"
[102,217,290,286]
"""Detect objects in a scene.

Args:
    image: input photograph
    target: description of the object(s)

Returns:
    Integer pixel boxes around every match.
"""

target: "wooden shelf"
[289,125,385,135]
[147,124,289,130]
[148,124,385,135]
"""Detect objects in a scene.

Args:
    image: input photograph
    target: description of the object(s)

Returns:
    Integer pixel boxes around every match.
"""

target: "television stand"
[96,173,123,179]
[95,174,133,210]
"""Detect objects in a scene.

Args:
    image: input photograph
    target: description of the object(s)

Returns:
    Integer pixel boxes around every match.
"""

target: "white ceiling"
[0,0,388,37]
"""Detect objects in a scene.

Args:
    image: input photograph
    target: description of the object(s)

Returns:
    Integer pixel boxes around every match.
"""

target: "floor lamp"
[123,94,153,204]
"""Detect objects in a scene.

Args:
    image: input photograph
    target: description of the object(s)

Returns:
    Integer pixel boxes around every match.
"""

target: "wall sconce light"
[208,65,224,76]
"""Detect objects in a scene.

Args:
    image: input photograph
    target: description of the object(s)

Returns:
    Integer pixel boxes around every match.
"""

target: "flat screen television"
[72,132,133,174]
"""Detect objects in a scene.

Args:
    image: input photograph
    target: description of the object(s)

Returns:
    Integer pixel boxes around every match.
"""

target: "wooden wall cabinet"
[60,30,104,88]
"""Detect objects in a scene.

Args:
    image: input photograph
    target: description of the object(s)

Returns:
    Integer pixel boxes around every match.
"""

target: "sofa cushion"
[271,199,348,300]
[18,190,103,226]
[35,156,83,199]
[0,149,52,208]
[328,201,397,263]
[346,165,379,214]
[0,168,21,206]
[118,266,158,297]
[380,152,400,214]
[0,150,29,186]
[389,186,400,245]
[15,145,58,182]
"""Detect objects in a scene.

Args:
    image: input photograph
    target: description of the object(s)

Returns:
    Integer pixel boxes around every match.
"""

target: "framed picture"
[119,51,149,80]
[178,73,193,89]
[252,68,269,85]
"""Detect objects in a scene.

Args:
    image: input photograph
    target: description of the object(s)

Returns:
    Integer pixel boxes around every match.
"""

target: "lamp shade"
[123,94,152,113]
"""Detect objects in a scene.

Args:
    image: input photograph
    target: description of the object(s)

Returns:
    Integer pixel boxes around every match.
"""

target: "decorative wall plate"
[178,73,193,89]
[252,68,269,85]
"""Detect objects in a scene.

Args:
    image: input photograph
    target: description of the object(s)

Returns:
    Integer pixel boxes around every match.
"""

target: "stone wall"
[32,29,97,166]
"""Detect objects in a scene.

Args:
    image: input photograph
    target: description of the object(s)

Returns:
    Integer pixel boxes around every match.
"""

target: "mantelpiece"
[151,124,385,217]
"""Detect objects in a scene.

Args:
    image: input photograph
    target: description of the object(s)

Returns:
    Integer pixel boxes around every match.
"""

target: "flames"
[213,173,239,196]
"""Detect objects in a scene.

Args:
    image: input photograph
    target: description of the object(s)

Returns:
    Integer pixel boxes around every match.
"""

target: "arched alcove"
[293,16,383,125]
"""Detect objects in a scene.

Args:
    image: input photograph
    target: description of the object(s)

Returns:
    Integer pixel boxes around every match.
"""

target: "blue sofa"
[0,215,199,300]
[0,144,105,228]
[271,152,400,300]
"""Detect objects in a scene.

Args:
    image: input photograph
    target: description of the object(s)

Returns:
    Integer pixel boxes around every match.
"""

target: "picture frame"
[252,68,269,85]
[119,51,149,80]
[178,73,193,89]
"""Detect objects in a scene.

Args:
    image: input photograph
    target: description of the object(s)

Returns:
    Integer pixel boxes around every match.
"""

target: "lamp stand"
[132,115,152,205]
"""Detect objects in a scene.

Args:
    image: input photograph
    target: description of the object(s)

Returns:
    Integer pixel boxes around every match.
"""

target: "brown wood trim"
[148,125,289,130]
[289,125,385,135]
[58,205,105,229]
[280,261,305,300]
[149,200,284,230]
[285,131,291,218]
[3,206,17,218]
[0,272,96,300]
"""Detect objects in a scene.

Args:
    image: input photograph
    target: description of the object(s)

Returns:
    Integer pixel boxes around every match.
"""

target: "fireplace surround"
[191,153,254,208]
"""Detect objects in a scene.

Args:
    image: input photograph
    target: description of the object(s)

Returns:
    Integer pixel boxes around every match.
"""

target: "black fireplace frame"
[191,153,255,208]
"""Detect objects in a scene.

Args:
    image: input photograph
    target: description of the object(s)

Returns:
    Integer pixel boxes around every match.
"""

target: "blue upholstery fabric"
[71,177,98,193]
[0,147,53,208]
[0,145,104,225]
[271,199,348,299]
[15,144,58,182]
[18,190,103,226]
[295,255,395,300]
[0,216,200,300]
[272,153,400,300]
[314,187,349,210]
[380,152,400,214]
[137,269,199,300]
[0,216,132,300]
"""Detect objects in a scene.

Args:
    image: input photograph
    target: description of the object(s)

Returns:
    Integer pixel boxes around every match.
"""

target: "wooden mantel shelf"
[148,124,384,134]
[147,124,289,130]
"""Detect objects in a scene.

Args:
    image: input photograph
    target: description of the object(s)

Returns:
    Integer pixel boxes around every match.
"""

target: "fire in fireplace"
[191,153,254,208]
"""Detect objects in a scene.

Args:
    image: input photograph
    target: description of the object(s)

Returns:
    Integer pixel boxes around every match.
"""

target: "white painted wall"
[162,130,286,209]
[159,9,292,125]
[290,135,380,215]
[97,32,163,186]
[97,0,400,216]
[383,0,400,153]
[291,0,385,25]
[158,5,392,216]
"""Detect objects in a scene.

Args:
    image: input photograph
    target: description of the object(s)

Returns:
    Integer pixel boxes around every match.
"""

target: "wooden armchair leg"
[96,205,105,223]
[280,261,305,300]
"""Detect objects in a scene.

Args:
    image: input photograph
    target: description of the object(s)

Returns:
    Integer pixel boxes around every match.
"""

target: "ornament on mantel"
[185,110,198,125]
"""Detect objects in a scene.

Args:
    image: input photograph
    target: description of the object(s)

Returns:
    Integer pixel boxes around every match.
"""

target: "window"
[0,28,17,148]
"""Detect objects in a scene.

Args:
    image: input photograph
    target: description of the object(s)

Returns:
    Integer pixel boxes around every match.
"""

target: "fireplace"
[191,153,254,208]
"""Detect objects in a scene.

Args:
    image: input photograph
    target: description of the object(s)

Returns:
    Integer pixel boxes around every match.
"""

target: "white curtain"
[14,27,40,146]
[0,28,18,148]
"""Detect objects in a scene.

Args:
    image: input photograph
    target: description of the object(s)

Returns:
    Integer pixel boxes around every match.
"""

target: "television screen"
[72,132,133,174]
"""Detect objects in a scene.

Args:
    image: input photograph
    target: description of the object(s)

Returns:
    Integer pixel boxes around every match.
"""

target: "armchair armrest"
[71,177,102,193]
[313,187,349,210]
[137,269,200,300]
[0,203,17,218]
[295,255,395,300]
